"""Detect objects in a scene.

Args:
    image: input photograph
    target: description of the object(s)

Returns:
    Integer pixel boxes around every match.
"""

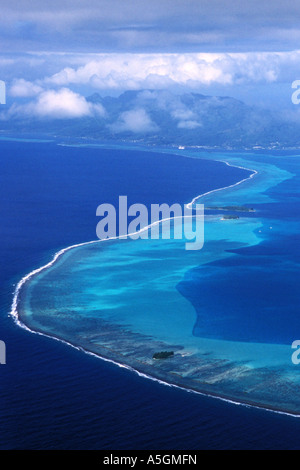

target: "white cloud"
[10,79,44,97]
[6,50,300,105]
[7,88,106,119]
[44,54,232,89]
[4,49,300,116]
[42,52,300,91]
[171,109,197,120]
[109,108,158,133]
[177,120,202,129]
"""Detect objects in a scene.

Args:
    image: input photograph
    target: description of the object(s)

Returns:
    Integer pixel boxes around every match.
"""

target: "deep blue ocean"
[1,140,300,450]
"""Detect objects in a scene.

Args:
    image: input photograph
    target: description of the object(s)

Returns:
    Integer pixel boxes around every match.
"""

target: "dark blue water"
[1,140,300,450]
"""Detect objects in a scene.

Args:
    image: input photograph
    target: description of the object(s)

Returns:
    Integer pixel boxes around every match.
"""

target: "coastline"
[10,143,299,418]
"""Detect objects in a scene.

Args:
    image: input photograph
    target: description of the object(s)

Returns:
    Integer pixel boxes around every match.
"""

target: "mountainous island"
[2,89,300,150]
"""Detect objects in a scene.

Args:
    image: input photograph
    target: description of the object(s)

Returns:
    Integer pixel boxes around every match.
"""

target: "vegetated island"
[153,351,174,360]
[206,205,255,212]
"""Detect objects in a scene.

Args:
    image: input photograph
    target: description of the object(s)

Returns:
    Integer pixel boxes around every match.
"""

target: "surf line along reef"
[11,150,300,416]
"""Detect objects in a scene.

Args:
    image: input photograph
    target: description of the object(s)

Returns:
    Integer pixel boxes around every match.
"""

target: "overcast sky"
[1,1,300,114]
[2,0,300,53]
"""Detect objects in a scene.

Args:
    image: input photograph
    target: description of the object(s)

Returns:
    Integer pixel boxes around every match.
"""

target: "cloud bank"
[43,52,290,90]
[6,50,300,96]
[3,49,300,119]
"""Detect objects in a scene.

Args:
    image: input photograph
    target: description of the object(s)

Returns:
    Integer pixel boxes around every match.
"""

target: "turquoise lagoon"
[16,150,300,415]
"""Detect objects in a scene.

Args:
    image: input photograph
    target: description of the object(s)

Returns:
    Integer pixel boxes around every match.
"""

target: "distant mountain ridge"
[1,89,300,149]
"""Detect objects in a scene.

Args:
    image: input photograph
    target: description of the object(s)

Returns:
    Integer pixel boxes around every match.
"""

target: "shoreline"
[11,144,293,418]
